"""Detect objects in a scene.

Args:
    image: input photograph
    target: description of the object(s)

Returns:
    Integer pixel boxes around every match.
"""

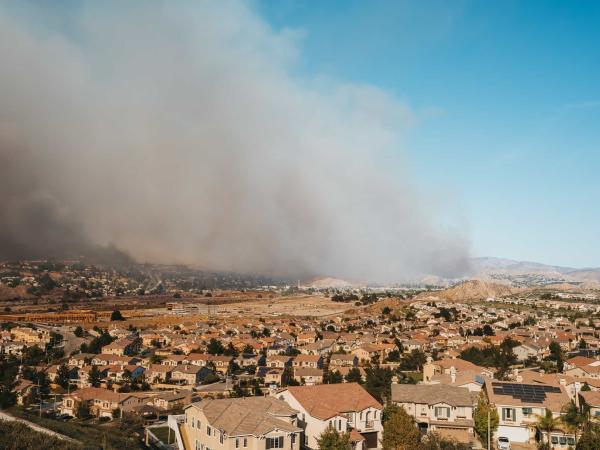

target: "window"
[291,434,296,445]
[434,407,450,419]
[207,426,212,436]
[243,438,248,448]
[457,407,465,418]
[198,420,201,429]
[236,439,239,449]
[522,408,532,417]
[567,437,575,445]
[196,440,202,450]
[559,436,567,445]
[338,420,342,431]
[266,437,284,449]
[551,436,558,444]
[220,432,224,444]
[502,408,515,421]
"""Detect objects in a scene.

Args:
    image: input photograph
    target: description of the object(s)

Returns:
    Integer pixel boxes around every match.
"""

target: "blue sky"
[258,0,600,268]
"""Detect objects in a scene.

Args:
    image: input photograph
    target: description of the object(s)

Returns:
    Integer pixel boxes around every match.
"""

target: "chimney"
[391,376,399,385]
[450,367,456,384]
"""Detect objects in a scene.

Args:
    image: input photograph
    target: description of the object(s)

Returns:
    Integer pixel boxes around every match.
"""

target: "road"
[0,410,78,442]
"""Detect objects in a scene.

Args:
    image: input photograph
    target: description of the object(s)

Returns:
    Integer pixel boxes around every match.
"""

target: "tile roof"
[187,397,300,436]
[484,381,570,413]
[284,383,382,420]
[391,384,477,407]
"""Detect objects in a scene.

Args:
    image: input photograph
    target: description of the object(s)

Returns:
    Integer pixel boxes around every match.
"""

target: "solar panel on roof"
[491,382,562,404]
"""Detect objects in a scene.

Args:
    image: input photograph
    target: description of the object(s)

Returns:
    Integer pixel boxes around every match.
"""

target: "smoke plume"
[0,1,469,282]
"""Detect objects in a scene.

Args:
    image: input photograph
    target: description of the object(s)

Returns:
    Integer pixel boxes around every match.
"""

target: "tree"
[579,339,588,349]
[88,365,102,388]
[224,342,239,357]
[400,350,426,371]
[207,338,225,355]
[549,341,564,372]
[382,402,401,424]
[382,407,421,450]
[562,400,586,447]
[74,326,84,337]
[364,367,394,402]
[474,397,498,448]
[317,425,350,450]
[325,370,343,384]
[0,361,17,409]
[242,344,255,355]
[56,363,71,390]
[345,368,363,384]
[534,409,559,446]
[110,310,124,321]
[76,401,91,419]
[37,371,50,396]
[482,324,495,336]
[577,424,600,450]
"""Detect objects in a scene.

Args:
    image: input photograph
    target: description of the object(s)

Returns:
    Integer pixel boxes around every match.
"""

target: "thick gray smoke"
[0,1,470,282]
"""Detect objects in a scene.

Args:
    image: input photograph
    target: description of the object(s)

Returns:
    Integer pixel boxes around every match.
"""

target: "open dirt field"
[214,294,352,317]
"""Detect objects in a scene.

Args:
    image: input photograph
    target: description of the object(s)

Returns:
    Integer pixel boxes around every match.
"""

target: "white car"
[497,436,511,450]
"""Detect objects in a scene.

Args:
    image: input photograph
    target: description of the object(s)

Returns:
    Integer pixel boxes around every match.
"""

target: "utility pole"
[487,409,491,450]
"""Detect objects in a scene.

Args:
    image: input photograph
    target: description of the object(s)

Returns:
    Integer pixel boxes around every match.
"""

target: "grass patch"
[150,426,175,445]
[7,406,144,450]
[0,419,82,450]
[401,371,423,383]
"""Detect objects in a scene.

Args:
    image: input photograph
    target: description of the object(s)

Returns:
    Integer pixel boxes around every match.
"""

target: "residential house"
[484,380,574,446]
[180,397,301,450]
[277,383,383,450]
[391,384,477,444]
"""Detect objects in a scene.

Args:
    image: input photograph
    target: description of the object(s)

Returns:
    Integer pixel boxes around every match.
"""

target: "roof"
[283,383,382,420]
[391,384,476,407]
[579,390,600,407]
[485,381,570,412]
[566,356,595,367]
[186,397,300,436]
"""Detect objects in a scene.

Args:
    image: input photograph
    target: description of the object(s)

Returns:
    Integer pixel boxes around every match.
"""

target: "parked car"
[497,436,511,450]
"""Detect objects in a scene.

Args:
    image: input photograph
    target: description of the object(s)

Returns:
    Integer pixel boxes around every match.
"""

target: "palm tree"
[533,409,559,446]
[562,400,587,446]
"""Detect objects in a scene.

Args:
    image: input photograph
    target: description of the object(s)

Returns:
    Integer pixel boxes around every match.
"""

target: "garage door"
[497,425,529,443]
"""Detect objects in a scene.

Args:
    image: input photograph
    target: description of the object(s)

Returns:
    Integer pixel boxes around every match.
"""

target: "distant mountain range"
[304,257,600,289]
[465,257,600,288]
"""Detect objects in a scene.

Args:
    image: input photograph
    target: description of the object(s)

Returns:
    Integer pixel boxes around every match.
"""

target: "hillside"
[417,280,515,302]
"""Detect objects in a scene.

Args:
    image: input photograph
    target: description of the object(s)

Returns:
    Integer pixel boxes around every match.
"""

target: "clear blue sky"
[258,0,600,268]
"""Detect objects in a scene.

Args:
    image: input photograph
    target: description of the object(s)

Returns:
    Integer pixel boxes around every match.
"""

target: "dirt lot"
[214,294,352,317]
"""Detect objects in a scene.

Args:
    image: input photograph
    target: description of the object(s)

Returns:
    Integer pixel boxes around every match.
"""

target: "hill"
[417,280,515,302]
